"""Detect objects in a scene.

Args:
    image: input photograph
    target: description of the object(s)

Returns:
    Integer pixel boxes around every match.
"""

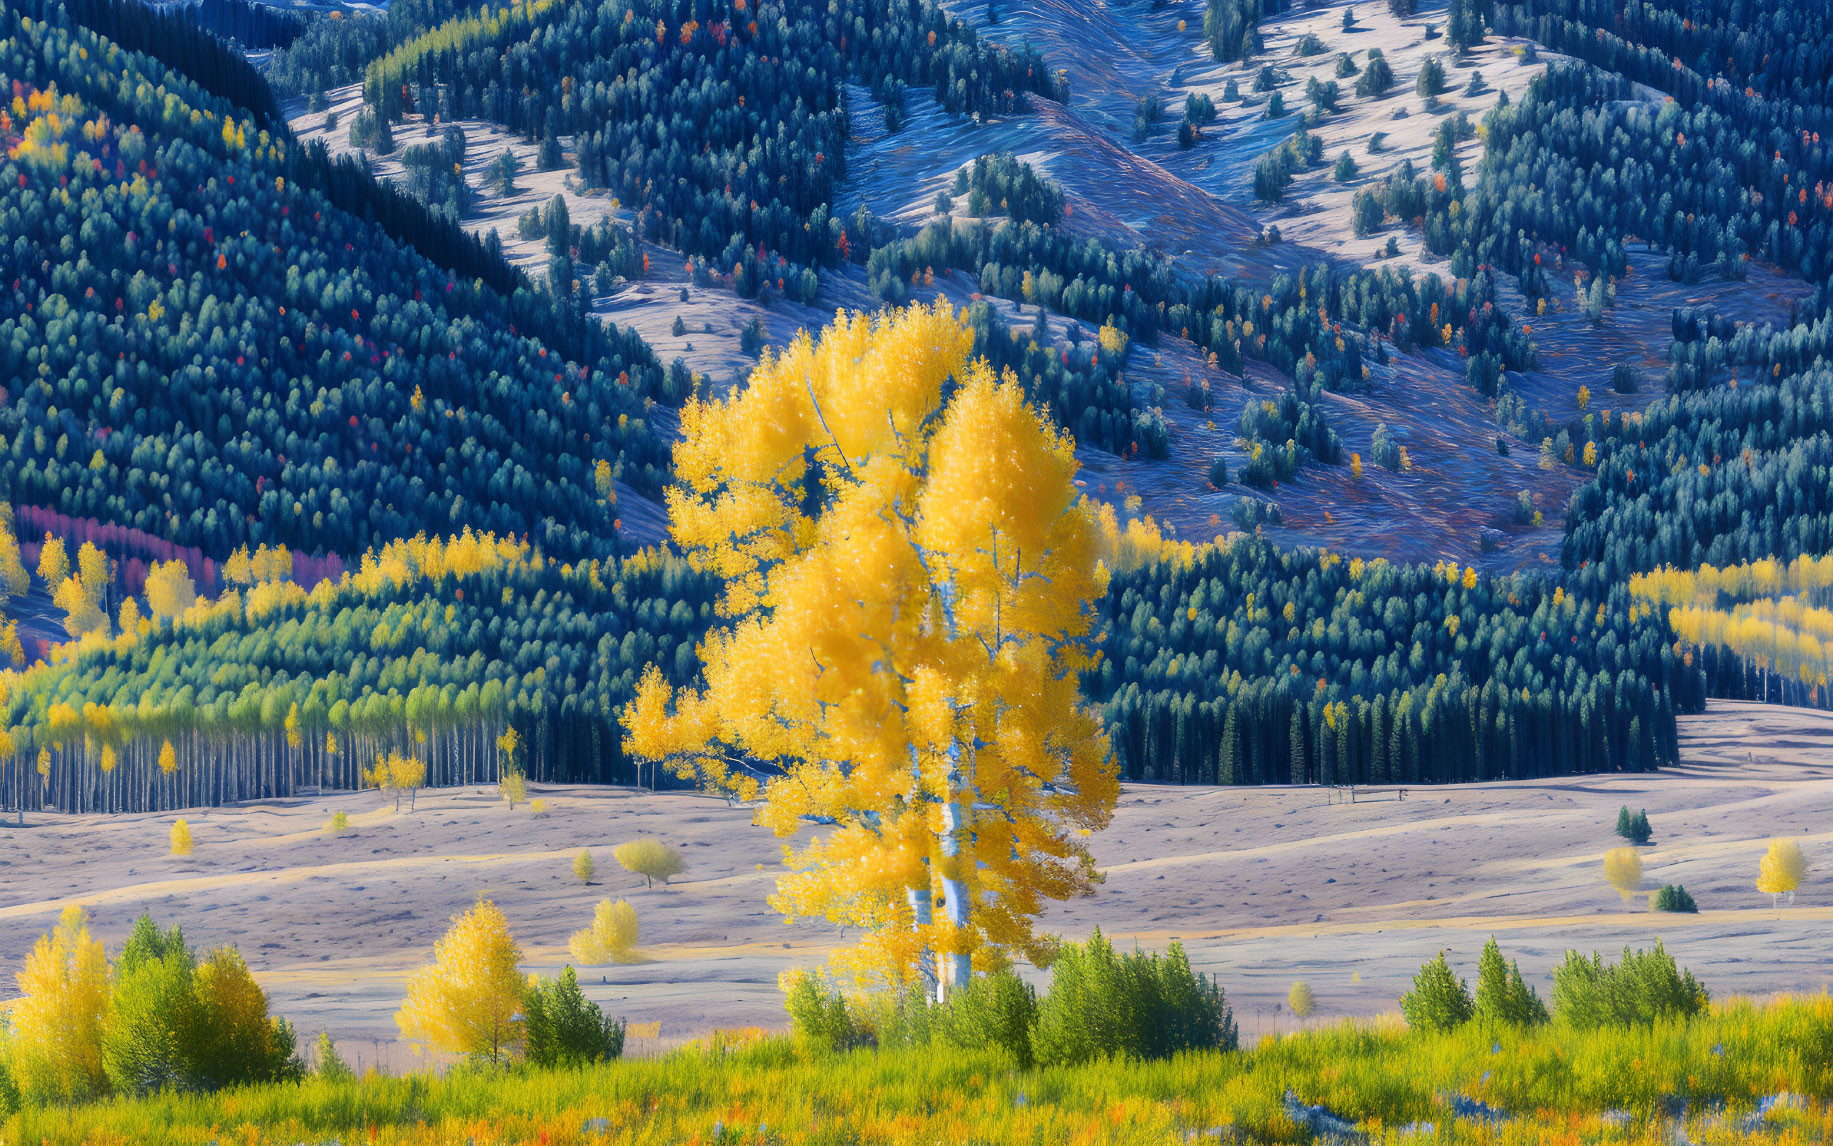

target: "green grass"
[10,996,1833,1144]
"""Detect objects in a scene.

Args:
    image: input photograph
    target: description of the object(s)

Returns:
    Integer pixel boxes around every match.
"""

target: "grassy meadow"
[9,994,1833,1144]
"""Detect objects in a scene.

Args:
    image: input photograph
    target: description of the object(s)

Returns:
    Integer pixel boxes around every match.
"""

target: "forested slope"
[0,532,713,813]
[10,0,1833,814]
[0,0,667,568]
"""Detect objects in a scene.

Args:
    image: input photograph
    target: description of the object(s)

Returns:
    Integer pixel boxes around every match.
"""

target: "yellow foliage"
[1097,322,1129,357]
[171,818,193,855]
[613,838,684,888]
[195,946,286,1065]
[35,535,68,586]
[9,906,109,1102]
[395,899,526,1064]
[1757,838,1808,904]
[573,848,595,883]
[53,575,106,638]
[623,300,1117,992]
[568,898,640,964]
[143,558,197,623]
[1603,846,1642,901]
[1289,980,1315,1018]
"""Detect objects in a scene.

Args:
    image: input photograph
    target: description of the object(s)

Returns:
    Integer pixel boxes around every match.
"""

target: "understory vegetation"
[6,992,1831,1143]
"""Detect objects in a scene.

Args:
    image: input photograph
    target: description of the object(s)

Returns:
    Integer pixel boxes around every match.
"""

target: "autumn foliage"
[624,301,1117,995]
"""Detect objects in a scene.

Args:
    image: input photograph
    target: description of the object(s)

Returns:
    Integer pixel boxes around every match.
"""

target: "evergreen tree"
[1400,951,1473,1032]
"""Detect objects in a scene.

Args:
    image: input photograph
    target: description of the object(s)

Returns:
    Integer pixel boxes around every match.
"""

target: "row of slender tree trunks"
[1698,647,1832,711]
[4,652,1815,816]
[0,712,658,816]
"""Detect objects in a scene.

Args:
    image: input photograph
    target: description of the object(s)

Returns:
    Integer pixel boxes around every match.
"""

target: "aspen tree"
[1604,846,1641,901]
[9,906,109,1101]
[396,899,526,1064]
[624,301,1116,999]
[568,899,639,964]
[1757,838,1808,907]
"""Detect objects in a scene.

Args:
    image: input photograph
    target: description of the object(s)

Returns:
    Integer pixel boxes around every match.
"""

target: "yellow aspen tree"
[36,534,70,587]
[223,545,255,587]
[1289,980,1315,1020]
[9,905,110,1101]
[76,542,109,610]
[613,838,684,889]
[171,818,193,855]
[0,523,30,596]
[388,752,427,811]
[623,300,1117,999]
[53,575,106,637]
[366,754,399,808]
[143,558,197,624]
[1758,838,1808,907]
[395,899,526,1065]
[573,848,595,884]
[1604,846,1641,901]
[500,768,527,809]
[158,740,177,775]
[568,899,639,964]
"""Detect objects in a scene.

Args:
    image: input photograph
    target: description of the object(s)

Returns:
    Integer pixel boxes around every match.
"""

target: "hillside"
[1,0,1829,813]
[0,0,667,575]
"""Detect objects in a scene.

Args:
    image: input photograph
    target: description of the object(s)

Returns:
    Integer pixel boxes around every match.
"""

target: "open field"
[2,702,1828,1068]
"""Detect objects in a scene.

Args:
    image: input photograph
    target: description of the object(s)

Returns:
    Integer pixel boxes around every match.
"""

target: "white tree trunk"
[907,882,936,996]
[938,791,971,1002]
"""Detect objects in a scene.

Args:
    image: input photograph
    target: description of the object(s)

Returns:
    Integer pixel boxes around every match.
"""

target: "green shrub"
[1473,937,1548,1027]
[312,1032,353,1082]
[784,971,860,1054]
[1552,943,1708,1028]
[104,916,206,1095]
[1208,456,1229,487]
[1616,806,1653,843]
[525,967,626,1068]
[1400,951,1473,1032]
[1650,884,1699,914]
[1231,497,1283,530]
[934,970,1038,1068]
[1032,930,1236,1066]
[103,915,299,1094]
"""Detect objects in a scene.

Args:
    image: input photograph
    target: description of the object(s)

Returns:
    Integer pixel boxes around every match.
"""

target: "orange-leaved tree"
[622,300,1117,1000]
